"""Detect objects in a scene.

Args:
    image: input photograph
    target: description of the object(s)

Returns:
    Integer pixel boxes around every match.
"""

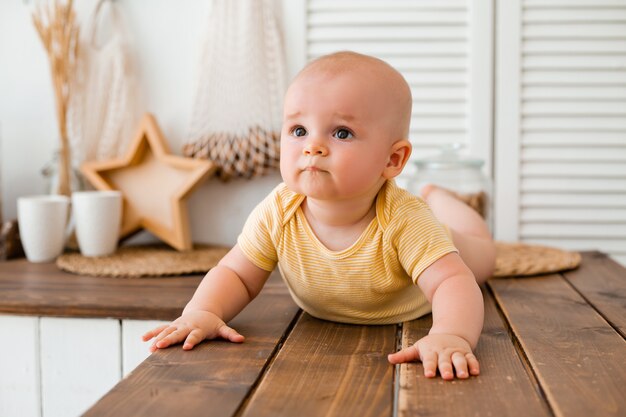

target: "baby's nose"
[303,142,329,156]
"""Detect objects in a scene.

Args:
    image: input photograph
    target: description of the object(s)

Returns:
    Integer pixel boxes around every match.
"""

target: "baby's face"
[280,67,404,201]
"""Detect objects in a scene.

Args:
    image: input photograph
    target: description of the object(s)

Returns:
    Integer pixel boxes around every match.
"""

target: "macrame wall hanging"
[183,0,286,181]
[67,0,140,166]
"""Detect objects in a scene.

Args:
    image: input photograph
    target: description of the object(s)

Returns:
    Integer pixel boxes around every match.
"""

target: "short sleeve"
[237,188,282,272]
[391,200,458,284]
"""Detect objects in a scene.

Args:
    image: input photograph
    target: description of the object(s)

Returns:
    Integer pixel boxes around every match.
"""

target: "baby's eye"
[292,126,307,137]
[334,128,353,140]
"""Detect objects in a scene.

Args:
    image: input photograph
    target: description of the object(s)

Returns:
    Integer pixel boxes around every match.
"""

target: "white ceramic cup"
[17,195,71,263]
[72,190,122,257]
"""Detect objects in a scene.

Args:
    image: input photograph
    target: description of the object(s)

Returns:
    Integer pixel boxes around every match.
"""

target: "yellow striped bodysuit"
[237,180,457,324]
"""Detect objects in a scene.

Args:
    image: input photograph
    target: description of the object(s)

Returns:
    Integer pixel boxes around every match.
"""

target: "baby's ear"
[383,139,412,179]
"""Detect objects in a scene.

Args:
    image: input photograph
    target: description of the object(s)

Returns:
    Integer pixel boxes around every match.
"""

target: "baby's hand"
[141,310,244,352]
[387,333,479,380]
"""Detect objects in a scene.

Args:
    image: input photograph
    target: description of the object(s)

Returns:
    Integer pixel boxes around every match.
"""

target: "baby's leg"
[421,185,496,285]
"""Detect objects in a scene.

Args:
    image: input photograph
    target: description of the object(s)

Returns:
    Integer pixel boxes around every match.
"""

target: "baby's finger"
[154,325,177,343]
[152,326,179,349]
[451,351,469,379]
[142,325,169,341]
[183,329,205,350]
[387,345,419,364]
[217,324,245,343]
[421,351,438,378]
[157,327,191,349]
[466,353,480,375]
[148,326,176,351]
[437,354,454,380]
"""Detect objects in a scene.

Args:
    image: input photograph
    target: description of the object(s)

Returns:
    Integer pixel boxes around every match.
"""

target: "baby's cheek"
[279,153,296,178]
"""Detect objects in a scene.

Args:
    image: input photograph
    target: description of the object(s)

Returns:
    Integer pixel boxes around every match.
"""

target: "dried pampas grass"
[32,0,80,196]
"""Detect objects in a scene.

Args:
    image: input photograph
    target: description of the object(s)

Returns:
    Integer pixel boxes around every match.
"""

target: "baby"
[143,51,496,381]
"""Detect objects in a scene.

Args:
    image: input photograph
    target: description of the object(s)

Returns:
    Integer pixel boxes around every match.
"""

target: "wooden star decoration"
[81,113,216,251]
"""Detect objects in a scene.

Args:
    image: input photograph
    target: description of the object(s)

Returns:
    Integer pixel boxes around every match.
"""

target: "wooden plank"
[489,275,626,417]
[40,317,122,417]
[83,284,299,417]
[397,288,551,417]
[241,313,395,417]
[562,251,626,337]
[0,315,41,417]
[0,259,202,320]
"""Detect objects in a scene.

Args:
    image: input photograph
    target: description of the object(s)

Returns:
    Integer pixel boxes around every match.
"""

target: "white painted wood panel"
[0,316,173,416]
[122,320,168,377]
[0,316,40,417]
[523,8,626,20]
[521,162,626,177]
[521,177,625,192]
[521,146,626,160]
[523,39,626,54]
[308,0,468,11]
[495,0,626,264]
[521,207,626,222]
[522,132,626,146]
[494,0,522,240]
[40,318,121,417]
[521,193,626,207]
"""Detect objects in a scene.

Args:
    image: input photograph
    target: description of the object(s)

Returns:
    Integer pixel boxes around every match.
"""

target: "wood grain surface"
[241,313,396,417]
[489,274,626,417]
[83,287,300,417]
[397,288,551,417]
[562,252,626,337]
[0,259,202,320]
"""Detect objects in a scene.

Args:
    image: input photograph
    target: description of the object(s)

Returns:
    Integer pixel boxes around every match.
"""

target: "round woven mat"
[57,242,581,279]
[56,244,230,278]
[493,242,581,277]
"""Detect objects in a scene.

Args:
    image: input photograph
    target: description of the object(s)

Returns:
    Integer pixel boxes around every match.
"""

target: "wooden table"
[5,252,624,417]
[0,258,203,320]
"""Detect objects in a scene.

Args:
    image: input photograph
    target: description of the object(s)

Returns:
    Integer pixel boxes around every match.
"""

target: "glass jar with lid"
[408,144,493,230]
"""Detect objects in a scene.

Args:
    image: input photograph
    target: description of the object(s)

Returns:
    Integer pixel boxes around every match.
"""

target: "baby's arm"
[142,245,271,351]
[388,252,484,380]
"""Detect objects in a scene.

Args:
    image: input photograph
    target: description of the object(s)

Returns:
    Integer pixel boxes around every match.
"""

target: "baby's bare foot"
[420,184,455,203]
[421,184,487,219]
[419,183,436,200]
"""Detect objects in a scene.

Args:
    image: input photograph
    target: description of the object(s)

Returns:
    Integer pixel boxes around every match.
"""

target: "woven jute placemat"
[57,241,581,279]
[493,242,581,278]
[57,244,230,278]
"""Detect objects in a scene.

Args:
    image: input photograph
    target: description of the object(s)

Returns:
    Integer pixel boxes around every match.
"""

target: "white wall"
[0,0,304,246]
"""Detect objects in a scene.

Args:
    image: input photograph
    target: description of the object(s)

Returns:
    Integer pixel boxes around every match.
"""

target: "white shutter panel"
[496,0,626,265]
[304,0,493,179]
